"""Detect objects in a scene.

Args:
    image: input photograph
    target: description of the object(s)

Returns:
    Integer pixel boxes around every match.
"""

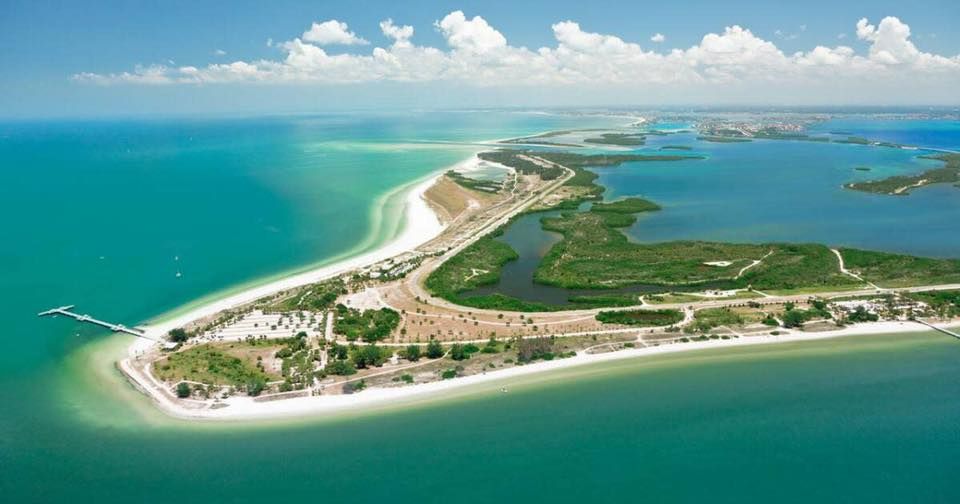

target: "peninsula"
[52,127,960,421]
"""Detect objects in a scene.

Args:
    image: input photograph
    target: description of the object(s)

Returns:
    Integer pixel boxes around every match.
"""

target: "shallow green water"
[8,332,960,502]
[2,113,960,502]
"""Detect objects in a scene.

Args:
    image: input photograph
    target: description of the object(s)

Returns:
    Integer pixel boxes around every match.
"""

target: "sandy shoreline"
[122,319,958,421]
[116,147,959,423]
[131,171,444,354]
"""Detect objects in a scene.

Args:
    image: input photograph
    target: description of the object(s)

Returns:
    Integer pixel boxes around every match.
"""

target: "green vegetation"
[478,150,566,180]
[155,344,271,390]
[782,302,832,328]
[325,358,356,376]
[426,339,444,359]
[583,133,646,146]
[698,135,752,143]
[275,332,321,390]
[176,382,191,398]
[834,136,871,145]
[688,308,744,333]
[590,197,662,214]
[845,154,960,195]
[425,232,519,301]
[168,328,189,343]
[839,248,960,287]
[349,344,391,369]
[261,278,345,312]
[481,337,502,354]
[567,294,641,307]
[516,337,556,363]
[595,309,684,326]
[449,343,469,361]
[846,306,879,323]
[453,293,560,312]
[427,147,960,314]
[753,132,830,142]
[906,290,960,317]
[333,305,401,342]
[536,204,860,291]
[445,170,502,193]
[400,344,421,362]
[533,151,704,168]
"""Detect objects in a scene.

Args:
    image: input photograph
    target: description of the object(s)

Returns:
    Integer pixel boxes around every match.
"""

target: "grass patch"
[425,233,519,298]
[596,309,684,326]
[155,344,273,388]
[689,308,744,333]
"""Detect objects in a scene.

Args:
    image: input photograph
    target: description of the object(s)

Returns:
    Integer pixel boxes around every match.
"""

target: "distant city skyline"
[2,0,959,117]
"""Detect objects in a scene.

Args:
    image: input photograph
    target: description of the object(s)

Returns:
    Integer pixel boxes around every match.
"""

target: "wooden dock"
[38,305,154,340]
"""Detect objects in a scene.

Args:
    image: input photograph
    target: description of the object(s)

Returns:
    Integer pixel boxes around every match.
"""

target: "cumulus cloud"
[651,33,665,43]
[302,20,368,45]
[380,18,414,48]
[73,13,960,99]
[435,11,506,54]
[213,49,227,56]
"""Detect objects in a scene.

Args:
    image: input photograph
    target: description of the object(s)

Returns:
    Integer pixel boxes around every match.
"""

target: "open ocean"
[1,112,958,502]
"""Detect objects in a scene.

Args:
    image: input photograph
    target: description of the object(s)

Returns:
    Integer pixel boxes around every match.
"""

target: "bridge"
[38,305,155,340]
[914,319,960,340]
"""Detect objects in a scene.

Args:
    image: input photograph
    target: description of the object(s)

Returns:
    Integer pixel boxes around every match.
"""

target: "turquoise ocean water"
[1,113,959,502]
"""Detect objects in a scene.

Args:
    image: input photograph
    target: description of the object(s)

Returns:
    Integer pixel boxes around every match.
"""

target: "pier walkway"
[914,319,960,340]
[38,305,155,340]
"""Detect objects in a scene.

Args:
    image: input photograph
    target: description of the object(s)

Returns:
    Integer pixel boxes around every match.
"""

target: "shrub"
[175,382,191,398]
[168,328,189,343]
[326,359,357,376]
[450,343,468,361]
[246,377,266,397]
[426,339,444,359]
[402,344,421,362]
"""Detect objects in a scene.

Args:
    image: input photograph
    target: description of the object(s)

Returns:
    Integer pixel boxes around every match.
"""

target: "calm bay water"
[609,122,960,257]
[1,114,959,502]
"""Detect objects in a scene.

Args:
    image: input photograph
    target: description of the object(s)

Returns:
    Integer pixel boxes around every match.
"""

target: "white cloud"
[302,20,368,46]
[214,49,227,56]
[435,11,506,54]
[380,18,414,48]
[651,33,665,43]
[73,13,960,102]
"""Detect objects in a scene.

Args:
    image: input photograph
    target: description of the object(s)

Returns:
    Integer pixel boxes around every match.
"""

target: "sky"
[2,0,959,118]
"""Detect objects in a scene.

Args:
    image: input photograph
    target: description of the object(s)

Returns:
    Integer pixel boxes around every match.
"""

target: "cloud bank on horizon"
[73,11,959,101]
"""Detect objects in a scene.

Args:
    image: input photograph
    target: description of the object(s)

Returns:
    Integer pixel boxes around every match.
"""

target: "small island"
[845,154,960,195]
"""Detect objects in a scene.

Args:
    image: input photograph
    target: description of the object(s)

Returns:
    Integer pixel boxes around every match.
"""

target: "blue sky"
[2,0,959,117]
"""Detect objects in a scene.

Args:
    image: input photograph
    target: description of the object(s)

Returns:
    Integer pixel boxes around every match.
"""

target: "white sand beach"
[122,318,959,422]
[132,172,444,353]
